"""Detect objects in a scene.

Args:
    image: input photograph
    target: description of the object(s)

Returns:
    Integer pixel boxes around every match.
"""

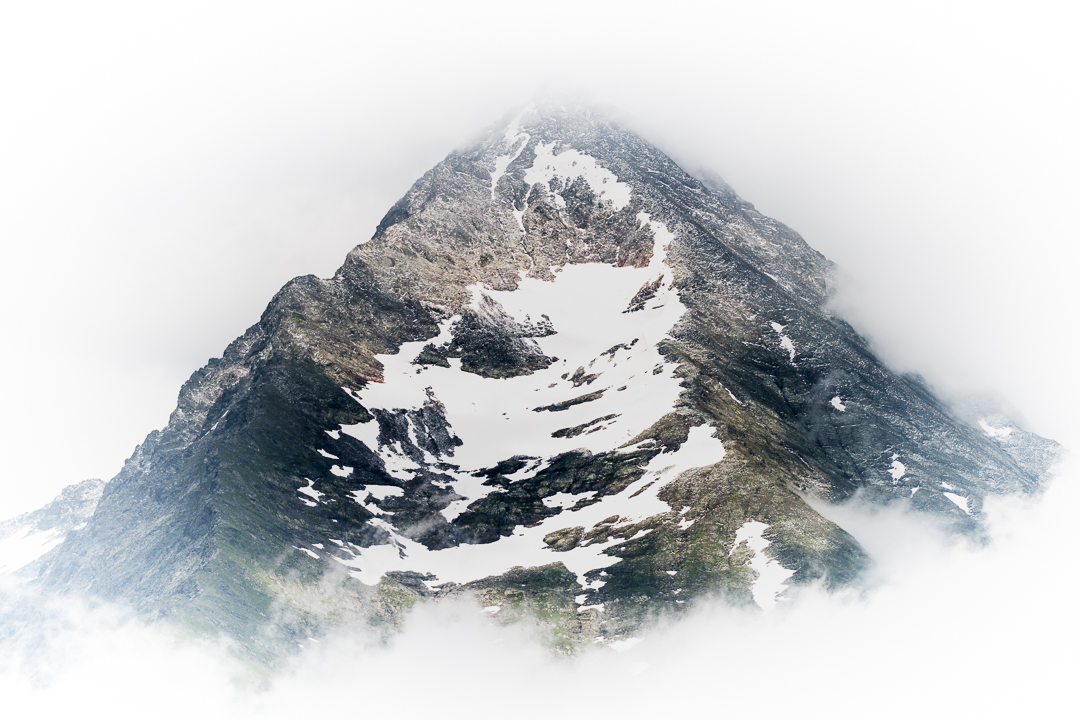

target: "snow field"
[888,454,906,481]
[0,525,66,575]
[333,424,725,589]
[340,214,685,484]
[324,214,732,588]
[523,142,631,211]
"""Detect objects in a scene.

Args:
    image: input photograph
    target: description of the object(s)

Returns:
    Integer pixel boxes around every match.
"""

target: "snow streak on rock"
[943,493,972,515]
[730,521,794,610]
[770,322,796,363]
[490,109,531,200]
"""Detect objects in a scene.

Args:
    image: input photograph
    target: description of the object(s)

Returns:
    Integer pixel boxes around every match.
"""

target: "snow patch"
[830,396,846,411]
[329,465,353,478]
[770,322,796,362]
[943,492,972,515]
[542,491,597,510]
[523,142,631,210]
[365,485,404,501]
[490,132,529,200]
[297,479,323,503]
[888,454,906,481]
[730,521,794,610]
[979,419,1013,438]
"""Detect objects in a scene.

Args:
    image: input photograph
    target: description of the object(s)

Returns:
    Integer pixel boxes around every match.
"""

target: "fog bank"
[3,449,1075,718]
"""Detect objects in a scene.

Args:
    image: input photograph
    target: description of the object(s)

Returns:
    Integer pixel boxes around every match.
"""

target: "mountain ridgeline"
[27,106,1057,664]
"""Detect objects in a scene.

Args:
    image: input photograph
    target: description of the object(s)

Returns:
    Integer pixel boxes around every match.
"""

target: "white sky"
[0,1,1076,520]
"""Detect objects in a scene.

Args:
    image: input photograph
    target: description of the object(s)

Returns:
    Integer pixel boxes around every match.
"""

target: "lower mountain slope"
[34,106,1057,663]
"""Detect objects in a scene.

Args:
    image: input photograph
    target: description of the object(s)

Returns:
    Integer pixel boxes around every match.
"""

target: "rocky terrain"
[17,105,1057,666]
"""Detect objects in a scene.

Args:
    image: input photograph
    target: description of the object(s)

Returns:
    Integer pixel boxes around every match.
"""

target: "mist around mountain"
[2,456,1074,718]
[3,3,1078,717]
[0,99,1073,720]
[0,105,1059,683]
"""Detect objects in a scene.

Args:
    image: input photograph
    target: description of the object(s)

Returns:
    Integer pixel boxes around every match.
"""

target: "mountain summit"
[29,105,1056,663]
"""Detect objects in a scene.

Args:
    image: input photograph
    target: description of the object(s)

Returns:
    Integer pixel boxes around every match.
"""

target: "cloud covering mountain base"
[4,450,1074,719]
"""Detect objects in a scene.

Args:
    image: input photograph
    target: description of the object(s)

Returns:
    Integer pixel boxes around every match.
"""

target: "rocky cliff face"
[32,106,1057,664]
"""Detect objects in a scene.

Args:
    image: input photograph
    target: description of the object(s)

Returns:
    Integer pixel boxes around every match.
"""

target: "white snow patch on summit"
[830,396,846,411]
[341,214,682,490]
[524,142,631,210]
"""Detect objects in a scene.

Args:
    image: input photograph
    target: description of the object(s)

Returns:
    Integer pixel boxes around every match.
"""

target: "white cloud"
[2,452,1076,717]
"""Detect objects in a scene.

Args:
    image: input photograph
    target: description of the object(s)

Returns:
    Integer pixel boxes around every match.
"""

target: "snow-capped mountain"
[28,105,1057,663]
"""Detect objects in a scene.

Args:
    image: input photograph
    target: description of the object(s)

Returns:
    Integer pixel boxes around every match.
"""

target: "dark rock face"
[32,105,1058,664]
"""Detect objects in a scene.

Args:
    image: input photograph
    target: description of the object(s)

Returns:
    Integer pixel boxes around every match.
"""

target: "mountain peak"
[29,107,1057,664]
